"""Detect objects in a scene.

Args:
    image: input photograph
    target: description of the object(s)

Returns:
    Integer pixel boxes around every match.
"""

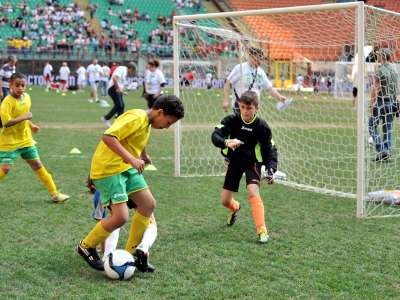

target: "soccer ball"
[104,249,136,280]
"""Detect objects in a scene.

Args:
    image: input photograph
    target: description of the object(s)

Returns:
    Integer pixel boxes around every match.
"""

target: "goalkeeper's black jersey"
[211,113,277,170]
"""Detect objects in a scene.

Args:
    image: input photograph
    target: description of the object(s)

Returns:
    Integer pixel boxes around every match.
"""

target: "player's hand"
[261,165,275,184]
[0,92,3,99]
[30,123,40,133]
[225,138,243,150]
[223,100,229,112]
[129,158,145,173]
[24,112,33,120]
[141,153,152,165]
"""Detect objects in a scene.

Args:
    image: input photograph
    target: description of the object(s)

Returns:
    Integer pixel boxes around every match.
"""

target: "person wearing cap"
[0,55,17,101]
[223,47,288,113]
[101,62,136,127]
[368,48,399,162]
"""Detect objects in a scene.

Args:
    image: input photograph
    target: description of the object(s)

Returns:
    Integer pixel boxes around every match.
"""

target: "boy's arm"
[258,121,278,171]
[2,103,32,127]
[102,134,145,173]
[212,116,233,148]
[222,80,231,112]
[29,120,40,133]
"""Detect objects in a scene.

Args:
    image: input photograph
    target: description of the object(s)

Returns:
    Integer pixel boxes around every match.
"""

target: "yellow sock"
[35,166,57,195]
[125,211,150,253]
[82,221,111,249]
[0,168,6,180]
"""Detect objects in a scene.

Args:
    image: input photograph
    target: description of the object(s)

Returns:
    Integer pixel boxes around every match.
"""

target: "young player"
[43,61,53,92]
[59,62,70,94]
[76,95,184,271]
[87,59,102,103]
[0,55,17,100]
[212,90,277,243]
[223,47,289,113]
[76,62,86,92]
[0,73,70,203]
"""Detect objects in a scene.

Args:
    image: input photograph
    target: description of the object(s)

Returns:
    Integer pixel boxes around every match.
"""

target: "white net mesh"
[174,4,400,217]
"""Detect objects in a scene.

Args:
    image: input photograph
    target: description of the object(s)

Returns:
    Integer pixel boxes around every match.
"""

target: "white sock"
[136,223,157,253]
[103,228,120,258]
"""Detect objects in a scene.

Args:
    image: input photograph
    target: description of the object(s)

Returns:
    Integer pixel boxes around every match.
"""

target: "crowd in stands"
[0,0,212,58]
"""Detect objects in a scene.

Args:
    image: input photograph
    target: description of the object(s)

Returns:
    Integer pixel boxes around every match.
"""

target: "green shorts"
[0,146,39,164]
[93,168,148,207]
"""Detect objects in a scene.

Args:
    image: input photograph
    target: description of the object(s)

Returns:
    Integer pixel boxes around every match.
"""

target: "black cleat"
[375,152,391,162]
[134,249,155,273]
[76,241,104,271]
[226,204,241,226]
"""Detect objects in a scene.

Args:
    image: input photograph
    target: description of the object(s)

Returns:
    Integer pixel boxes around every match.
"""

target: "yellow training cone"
[144,164,157,171]
[69,147,82,154]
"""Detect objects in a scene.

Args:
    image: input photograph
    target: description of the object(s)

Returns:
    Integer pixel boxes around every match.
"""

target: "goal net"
[173,2,400,218]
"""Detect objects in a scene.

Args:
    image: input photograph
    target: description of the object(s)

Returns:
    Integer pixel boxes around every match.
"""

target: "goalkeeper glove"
[261,165,275,184]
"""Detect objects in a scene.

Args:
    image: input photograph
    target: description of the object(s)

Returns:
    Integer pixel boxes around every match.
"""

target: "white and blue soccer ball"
[104,249,136,280]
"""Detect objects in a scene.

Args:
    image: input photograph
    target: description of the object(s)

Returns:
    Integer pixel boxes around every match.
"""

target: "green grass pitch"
[0,87,400,299]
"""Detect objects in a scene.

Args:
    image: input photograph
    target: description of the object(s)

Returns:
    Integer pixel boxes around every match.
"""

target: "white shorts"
[89,81,98,92]
[77,78,86,86]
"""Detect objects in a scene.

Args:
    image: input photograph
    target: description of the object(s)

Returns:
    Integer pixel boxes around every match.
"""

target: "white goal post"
[173,2,400,218]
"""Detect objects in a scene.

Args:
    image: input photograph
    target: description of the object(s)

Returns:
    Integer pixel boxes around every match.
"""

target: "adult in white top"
[76,63,86,91]
[59,62,70,92]
[143,58,166,108]
[43,61,53,90]
[102,62,136,127]
[99,62,111,100]
[223,47,286,113]
[86,58,102,103]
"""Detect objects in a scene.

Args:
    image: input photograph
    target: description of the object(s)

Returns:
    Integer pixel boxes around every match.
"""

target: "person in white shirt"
[143,58,166,108]
[43,61,53,91]
[86,58,102,103]
[206,71,213,89]
[76,62,86,92]
[59,61,70,93]
[101,62,136,127]
[223,47,287,113]
[99,62,111,107]
[296,74,304,94]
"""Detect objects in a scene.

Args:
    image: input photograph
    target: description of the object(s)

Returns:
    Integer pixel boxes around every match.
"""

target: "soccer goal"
[173,2,400,218]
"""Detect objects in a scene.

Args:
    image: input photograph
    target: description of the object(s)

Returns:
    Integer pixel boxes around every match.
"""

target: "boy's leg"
[0,164,11,180]
[222,162,242,226]
[25,156,69,202]
[221,189,240,226]
[124,188,154,253]
[79,202,129,270]
[135,215,157,272]
[103,228,120,258]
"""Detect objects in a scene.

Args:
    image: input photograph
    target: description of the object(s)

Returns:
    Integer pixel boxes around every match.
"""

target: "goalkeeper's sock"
[224,198,240,212]
[125,211,151,254]
[35,166,58,195]
[248,196,267,234]
[82,221,111,249]
[0,168,7,180]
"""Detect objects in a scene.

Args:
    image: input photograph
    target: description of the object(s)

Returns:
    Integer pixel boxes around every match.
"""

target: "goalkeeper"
[212,91,278,243]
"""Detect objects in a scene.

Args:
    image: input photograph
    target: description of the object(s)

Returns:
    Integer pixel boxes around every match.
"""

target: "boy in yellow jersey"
[0,73,70,202]
[76,95,184,271]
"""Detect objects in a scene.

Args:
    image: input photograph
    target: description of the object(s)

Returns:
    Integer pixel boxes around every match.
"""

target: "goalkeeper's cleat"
[76,241,105,271]
[226,204,241,226]
[134,249,155,273]
[258,229,270,244]
[51,193,70,203]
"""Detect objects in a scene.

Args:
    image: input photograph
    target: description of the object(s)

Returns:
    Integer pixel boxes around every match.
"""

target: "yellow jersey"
[90,109,151,179]
[0,93,34,151]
